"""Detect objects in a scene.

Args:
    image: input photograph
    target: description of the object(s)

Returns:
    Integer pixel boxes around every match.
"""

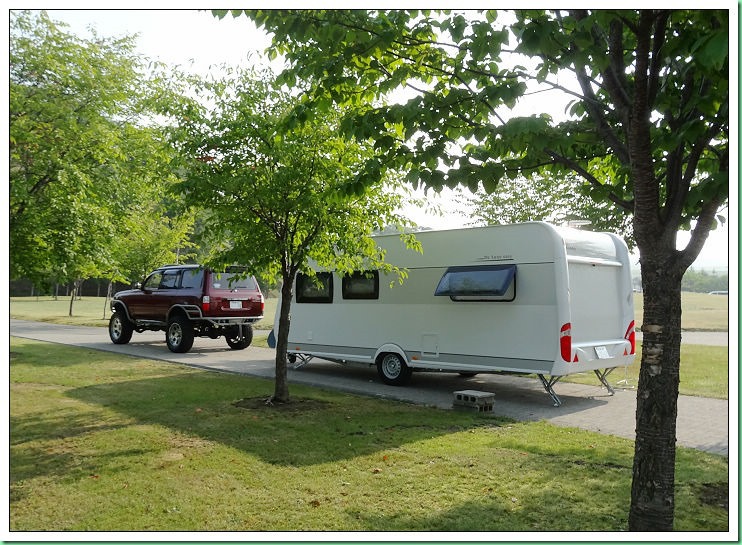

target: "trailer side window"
[296,272,334,303]
[434,264,517,301]
[342,270,379,300]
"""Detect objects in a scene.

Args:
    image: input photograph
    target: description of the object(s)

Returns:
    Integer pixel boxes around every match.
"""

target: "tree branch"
[647,10,671,108]
[545,148,633,211]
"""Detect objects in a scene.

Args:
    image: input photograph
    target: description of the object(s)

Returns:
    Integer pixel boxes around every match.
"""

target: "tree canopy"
[239,10,727,248]
[10,10,190,291]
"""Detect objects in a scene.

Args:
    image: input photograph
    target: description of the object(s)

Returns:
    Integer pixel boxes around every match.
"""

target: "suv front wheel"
[109,312,134,345]
[166,315,195,353]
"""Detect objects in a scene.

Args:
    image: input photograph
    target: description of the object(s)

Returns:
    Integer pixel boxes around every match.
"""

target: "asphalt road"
[10,319,731,456]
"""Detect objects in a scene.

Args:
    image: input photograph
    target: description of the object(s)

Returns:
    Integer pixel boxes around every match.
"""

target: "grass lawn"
[9,337,728,532]
[633,291,729,332]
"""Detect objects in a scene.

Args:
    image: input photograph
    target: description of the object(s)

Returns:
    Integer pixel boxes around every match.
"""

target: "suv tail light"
[259,293,265,313]
[201,295,210,312]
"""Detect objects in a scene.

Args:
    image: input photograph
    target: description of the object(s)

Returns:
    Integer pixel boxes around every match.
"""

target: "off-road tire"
[225,324,253,350]
[109,312,134,345]
[166,315,195,353]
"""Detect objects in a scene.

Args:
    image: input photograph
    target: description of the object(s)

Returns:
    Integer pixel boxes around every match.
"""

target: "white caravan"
[272,222,636,405]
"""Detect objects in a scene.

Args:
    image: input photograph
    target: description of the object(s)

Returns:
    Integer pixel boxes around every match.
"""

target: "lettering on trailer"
[474,254,513,262]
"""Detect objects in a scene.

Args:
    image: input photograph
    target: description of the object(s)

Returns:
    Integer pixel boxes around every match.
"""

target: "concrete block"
[453,390,495,412]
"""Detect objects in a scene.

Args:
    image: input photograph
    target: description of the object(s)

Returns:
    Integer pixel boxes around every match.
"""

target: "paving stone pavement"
[10,319,731,456]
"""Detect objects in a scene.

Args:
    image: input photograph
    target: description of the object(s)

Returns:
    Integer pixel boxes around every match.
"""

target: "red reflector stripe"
[624,320,636,354]
[560,322,572,362]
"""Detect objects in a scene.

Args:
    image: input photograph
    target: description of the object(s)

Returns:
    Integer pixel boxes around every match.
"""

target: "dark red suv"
[109,265,264,353]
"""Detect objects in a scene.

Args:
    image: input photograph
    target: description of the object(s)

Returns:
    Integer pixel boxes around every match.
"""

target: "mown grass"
[633,291,729,332]
[10,337,728,532]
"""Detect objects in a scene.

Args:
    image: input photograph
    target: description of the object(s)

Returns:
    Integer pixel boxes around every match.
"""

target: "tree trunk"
[272,277,294,403]
[103,280,113,319]
[628,253,685,531]
[68,279,81,317]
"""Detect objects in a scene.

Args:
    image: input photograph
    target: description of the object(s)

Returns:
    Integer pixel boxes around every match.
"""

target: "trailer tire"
[376,352,412,386]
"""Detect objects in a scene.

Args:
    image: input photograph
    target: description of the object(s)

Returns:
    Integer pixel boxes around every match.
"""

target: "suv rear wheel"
[225,324,253,350]
[166,315,194,353]
[109,312,134,345]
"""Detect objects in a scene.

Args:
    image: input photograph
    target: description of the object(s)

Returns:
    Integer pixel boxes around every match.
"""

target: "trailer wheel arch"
[375,349,412,386]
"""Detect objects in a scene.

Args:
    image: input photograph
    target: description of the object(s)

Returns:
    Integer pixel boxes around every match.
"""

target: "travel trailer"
[272,222,636,405]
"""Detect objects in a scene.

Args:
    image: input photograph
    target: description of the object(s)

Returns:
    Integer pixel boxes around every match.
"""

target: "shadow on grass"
[62,371,503,468]
[349,490,629,532]
[10,409,127,447]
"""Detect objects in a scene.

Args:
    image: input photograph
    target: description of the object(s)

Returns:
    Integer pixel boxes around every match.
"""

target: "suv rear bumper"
[174,304,262,325]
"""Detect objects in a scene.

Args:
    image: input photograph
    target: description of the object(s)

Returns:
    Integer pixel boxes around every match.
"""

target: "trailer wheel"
[376,353,412,386]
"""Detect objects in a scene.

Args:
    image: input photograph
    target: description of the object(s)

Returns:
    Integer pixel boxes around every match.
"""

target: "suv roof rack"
[159,263,201,269]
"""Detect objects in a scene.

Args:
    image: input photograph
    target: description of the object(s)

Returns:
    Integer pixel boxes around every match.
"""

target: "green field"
[9,337,728,532]
[633,291,729,331]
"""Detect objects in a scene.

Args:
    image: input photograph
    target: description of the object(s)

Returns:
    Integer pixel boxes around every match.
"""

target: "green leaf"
[693,30,728,71]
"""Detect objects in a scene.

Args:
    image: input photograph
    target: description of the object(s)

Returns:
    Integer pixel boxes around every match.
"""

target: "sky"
[38,9,735,271]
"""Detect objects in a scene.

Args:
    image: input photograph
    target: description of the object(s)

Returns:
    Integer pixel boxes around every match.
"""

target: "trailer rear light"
[560,322,572,362]
[625,320,636,354]
[201,295,210,312]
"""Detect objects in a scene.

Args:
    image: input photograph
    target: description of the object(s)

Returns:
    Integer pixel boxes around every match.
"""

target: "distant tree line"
[681,269,728,293]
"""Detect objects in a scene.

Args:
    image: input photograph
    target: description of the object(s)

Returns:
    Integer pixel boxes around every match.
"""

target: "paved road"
[10,319,730,456]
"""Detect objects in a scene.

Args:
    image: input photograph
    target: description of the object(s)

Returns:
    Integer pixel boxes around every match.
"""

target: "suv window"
[143,271,163,291]
[160,270,179,289]
[181,268,204,289]
[211,272,257,290]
